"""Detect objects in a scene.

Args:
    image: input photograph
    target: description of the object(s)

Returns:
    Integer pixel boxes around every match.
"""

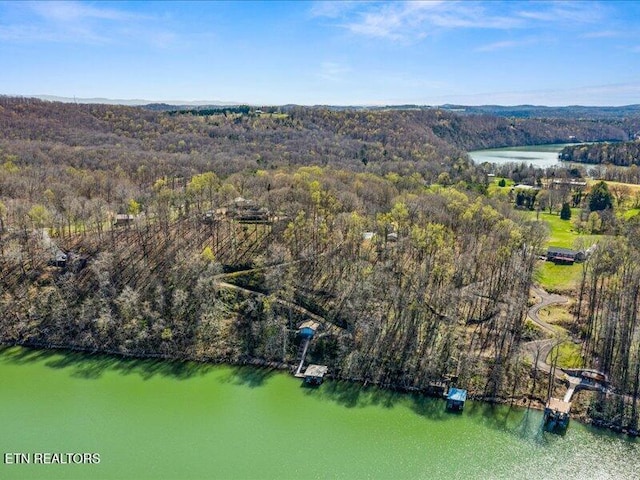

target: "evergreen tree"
[588,181,613,212]
[560,202,572,220]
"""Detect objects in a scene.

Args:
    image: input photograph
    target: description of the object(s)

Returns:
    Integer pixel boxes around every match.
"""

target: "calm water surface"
[469,144,576,168]
[1,346,638,480]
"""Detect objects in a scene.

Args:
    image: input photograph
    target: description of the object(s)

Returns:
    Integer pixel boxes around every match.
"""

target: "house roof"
[547,246,577,255]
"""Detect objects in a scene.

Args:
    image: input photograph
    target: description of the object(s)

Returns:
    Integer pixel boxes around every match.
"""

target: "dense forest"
[574,221,640,428]
[560,140,640,167]
[2,96,640,427]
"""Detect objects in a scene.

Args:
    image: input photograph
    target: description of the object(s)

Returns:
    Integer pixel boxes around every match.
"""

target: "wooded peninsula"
[2,96,640,431]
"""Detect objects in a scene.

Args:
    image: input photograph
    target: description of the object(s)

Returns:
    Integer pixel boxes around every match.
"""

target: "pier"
[293,321,328,385]
[544,368,609,431]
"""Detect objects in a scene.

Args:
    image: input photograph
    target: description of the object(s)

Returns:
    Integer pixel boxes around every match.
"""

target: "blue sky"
[1,0,639,106]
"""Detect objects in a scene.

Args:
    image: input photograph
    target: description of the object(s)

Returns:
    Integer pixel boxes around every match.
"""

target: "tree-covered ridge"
[0,164,542,398]
[575,221,640,427]
[5,96,640,426]
[560,141,640,167]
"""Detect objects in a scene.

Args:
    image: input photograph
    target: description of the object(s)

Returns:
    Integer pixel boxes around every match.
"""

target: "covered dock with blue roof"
[446,388,467,411]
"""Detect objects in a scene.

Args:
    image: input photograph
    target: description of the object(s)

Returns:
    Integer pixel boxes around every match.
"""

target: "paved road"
[528,286,568,334]
[522,286,572,380]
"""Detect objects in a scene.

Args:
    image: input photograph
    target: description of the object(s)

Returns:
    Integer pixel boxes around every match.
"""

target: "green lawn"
[525,209,600,249]
[487,178,514,197]
[534,261,583,293]
[546,342,584,369]
[522,209,596,292]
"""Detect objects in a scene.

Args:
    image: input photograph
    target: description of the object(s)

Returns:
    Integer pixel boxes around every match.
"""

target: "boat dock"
[293,321,328,385]
[544,368,609,431]
[446,388,467,411]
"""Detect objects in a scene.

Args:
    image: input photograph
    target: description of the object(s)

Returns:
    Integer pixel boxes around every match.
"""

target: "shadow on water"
[300,379,450,421]
[220,365,276,388]
[466,400,551,445]
[0,345,213,381]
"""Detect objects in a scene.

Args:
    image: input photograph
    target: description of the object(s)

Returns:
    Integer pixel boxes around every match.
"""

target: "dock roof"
[547,397,571,414]
[447,388,467,402]
[304,365,328,378]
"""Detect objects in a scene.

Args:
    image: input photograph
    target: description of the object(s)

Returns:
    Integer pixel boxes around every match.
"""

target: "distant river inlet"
[1,346,639,480]
[468,144,576,169]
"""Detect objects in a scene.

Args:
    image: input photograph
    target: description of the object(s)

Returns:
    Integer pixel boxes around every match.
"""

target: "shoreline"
[3,338,632,436]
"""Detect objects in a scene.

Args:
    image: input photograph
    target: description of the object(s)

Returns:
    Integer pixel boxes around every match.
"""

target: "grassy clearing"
[259,113,288,119]
[534,261,583,293]
[539,303,574,326]
[546,342,583,369]
[588,179,640,194]
[523,209,597,292]
[622,208,640,220]
[487,178,514,197]
[524,209,599,249]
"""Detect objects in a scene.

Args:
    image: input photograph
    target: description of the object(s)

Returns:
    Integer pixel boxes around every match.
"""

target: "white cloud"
[475,40,521,52]
[1,1,172,46]
[309,1,361,19]
[27,1,143,22]
[515,2,604,24]
[326,1,607,42]
[475,37,545,52]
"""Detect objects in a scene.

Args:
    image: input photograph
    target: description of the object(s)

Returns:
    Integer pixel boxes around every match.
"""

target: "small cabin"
[446,388,467,411]
[386,232,398,242]
[113,214,135,227]
[304,365,328,386]
[298,320,319,338]
[546,246,585,265]
[48,250,68,268]
[229,197,270,223]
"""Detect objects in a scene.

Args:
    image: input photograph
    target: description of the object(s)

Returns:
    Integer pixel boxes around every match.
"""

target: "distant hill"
[438,104,640,120]
[17,96,640,120]
[31,95,244,107]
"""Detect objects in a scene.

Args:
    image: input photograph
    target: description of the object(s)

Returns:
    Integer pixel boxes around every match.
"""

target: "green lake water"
[1,346,639,480]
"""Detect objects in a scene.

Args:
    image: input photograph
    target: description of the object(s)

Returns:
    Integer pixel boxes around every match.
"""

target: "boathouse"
[303,365,328,386]
[446,388,467,411]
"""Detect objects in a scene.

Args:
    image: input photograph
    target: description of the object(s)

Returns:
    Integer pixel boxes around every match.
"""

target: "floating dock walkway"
[293,320,328,385]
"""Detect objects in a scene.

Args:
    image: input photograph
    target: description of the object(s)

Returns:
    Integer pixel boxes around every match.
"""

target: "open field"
[523,209,600,249]
[521,209,594,292]
[534,261,583,293]
[486,177,514,196]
